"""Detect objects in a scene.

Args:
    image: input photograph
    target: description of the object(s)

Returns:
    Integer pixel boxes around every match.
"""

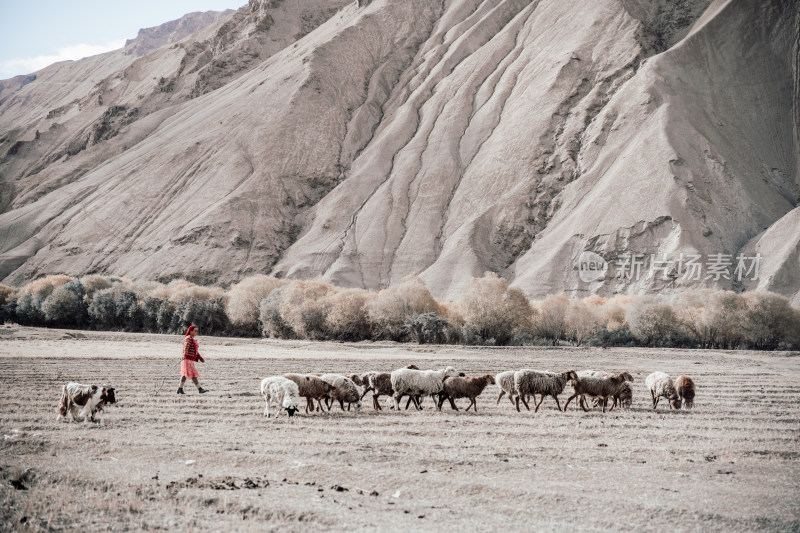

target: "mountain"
[0,0,797,304]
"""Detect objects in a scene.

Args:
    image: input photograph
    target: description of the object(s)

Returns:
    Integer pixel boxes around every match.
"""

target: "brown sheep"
[356,372,392,410]
[564,372,634,413]
[592,381,633,410]
[675,375,695,409]
[437,375,496,412]
[283,374,334,413]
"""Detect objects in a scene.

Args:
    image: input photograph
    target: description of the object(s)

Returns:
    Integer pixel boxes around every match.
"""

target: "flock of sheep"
[259,366,696,418]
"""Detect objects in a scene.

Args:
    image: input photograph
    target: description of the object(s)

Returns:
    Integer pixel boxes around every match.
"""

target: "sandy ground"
[1,325,799,532]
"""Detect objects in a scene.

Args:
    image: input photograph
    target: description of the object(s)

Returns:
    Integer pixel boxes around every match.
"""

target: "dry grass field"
[1,325,799,532]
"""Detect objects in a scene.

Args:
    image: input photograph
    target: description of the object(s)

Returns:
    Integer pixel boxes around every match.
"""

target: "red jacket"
[183,336,204,362]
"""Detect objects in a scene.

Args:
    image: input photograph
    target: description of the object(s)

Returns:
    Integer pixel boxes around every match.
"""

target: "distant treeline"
[0,273,798,350]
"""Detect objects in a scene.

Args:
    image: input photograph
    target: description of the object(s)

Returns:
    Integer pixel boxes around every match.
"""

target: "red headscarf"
[183,325,201,361]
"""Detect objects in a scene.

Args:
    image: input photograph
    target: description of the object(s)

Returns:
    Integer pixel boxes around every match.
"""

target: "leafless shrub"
[171,297,229,335]
[673,290,745,348]
[533,294,570,345]
[41,281,88,326]
[405,312,451,344]
[626,296,688,347]
[14,275,74,325]
[79,275,116,299]
[456,272,535,345]
[323,287,372,341]
[87,286,142,331]
[740,292,800,350]
[565,299,599,346]
[0,283,13,306]
[165,279,225,303]
[259,286,293,338]
[0,283,13,323]
[225,275,285,336]
[367,276,440,341]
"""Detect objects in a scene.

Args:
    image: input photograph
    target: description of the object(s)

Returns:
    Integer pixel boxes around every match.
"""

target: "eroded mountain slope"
[0,0,797,304]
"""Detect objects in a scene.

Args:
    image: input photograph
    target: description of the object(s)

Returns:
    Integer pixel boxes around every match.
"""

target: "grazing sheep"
[646,372,682,410]
[578,371,634,410]
[283,374,334,413]
[592,380,634,410]
[513,370,578,412]
[564,372,634,413]
[320,374,362,412]
[675,375,695,409]
[613,381,634,409]
[437,375,496,412]
[495,370,518,407]
[260,376,300,418]
[390,366,462,411]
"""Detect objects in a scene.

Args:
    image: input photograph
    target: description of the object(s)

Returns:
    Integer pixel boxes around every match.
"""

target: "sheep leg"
[607,397,615,412]
[650,389,657,409]
[496,391,505,405]
[580,395,589,412]
[338,399,346,411]
[372,393,381,411]
[448,396,459,411]
[392,392,402,410]
[411,395,422,411]
[553,395,562,412]
[404,395,414,410]
[517,394,530,412]
[360,386,372,400]
[263,399,270,418]
[601,396,607,413]
[533,394,546,413]
[563,394,575,411]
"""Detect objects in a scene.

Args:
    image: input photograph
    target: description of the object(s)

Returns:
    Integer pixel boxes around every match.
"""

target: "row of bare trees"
[1,272,798,350]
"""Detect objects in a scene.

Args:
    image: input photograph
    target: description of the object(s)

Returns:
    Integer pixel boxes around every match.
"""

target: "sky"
[0,1,246,79]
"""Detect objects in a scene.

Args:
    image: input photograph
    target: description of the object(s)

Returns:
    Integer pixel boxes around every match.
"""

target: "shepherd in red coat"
[177,325,208,394]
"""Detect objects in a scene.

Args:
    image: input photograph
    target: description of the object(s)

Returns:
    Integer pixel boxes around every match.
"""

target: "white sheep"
[320,374,362,412]
[495,370,518,407]
[513,369,578,412]
[390,366,462,411]
[646,372,681,410]
[260,376,300,418]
